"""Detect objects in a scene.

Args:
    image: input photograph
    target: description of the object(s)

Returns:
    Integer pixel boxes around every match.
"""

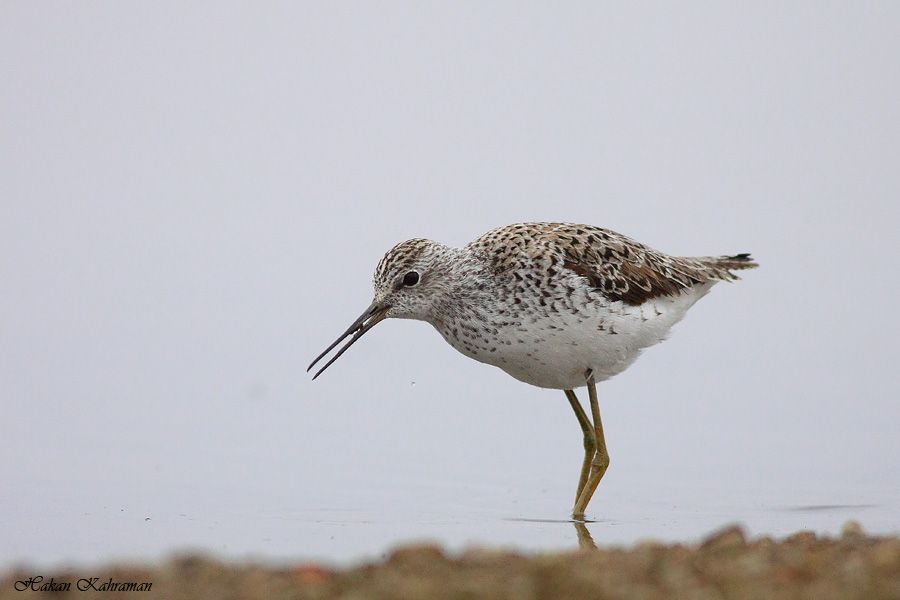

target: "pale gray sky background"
[2,2,898,567]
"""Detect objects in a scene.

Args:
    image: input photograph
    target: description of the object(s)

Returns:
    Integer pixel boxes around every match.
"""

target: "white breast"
[436,283,715,390]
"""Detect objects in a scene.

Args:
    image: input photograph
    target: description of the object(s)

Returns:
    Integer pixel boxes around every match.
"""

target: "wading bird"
[309,222,756,519]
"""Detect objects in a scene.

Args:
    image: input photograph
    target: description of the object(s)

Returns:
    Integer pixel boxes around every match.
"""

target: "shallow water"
[3,441,897,569]
[4,319,899,568]
[4,337,900,568]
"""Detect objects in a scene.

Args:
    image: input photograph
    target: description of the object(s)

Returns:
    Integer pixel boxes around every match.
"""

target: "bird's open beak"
[307,302,390,380]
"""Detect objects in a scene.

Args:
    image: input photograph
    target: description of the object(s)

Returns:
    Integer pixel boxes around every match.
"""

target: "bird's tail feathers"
[690,253,758,282]
[710,253,758,271]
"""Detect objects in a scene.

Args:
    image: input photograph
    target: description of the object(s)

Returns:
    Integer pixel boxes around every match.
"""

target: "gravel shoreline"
[4,523,898,599]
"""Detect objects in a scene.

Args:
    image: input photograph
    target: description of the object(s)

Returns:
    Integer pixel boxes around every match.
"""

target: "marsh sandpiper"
[308,222,757,519]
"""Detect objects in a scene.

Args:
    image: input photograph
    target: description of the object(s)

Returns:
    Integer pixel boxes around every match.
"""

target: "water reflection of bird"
[309,222,757,519]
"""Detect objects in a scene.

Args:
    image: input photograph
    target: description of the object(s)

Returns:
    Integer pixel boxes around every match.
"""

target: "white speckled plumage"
[361,222,755,390]
[309,222,757,518]
[444,281,715,390]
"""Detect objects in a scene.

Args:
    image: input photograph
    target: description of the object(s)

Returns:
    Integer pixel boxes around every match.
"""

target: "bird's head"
[308,238,452,379]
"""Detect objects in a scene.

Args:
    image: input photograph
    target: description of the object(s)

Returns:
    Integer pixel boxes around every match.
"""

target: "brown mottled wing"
[551,225,704,305]
[469,223,755,306]
[563,257,690,305]
[559,225,760,304]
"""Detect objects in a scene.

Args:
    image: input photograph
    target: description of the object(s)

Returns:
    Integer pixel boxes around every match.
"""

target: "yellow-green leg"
[565,389,596,510]
[573,372,610,518]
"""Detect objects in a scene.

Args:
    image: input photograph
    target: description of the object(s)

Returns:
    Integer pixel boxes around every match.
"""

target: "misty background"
[2,2,898,566]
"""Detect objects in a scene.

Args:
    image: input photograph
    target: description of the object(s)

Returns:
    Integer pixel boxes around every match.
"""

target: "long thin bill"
[307,302,387,379]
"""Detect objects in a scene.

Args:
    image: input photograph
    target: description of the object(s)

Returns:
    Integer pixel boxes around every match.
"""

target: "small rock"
[701,525,747,551]
[292,564,331,584]
[841,520,864,539]
[387,543,446,565]
[785,531,817,545]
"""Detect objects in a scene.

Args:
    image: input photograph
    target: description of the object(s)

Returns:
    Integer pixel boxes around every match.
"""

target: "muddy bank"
[3,523,898,599]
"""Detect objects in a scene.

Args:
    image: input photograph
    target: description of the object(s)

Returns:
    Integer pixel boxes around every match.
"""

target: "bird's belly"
[488,319,645,389]
[435,286,712,390]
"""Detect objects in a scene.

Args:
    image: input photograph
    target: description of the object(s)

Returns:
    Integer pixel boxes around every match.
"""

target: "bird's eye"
[402,271,420,287]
